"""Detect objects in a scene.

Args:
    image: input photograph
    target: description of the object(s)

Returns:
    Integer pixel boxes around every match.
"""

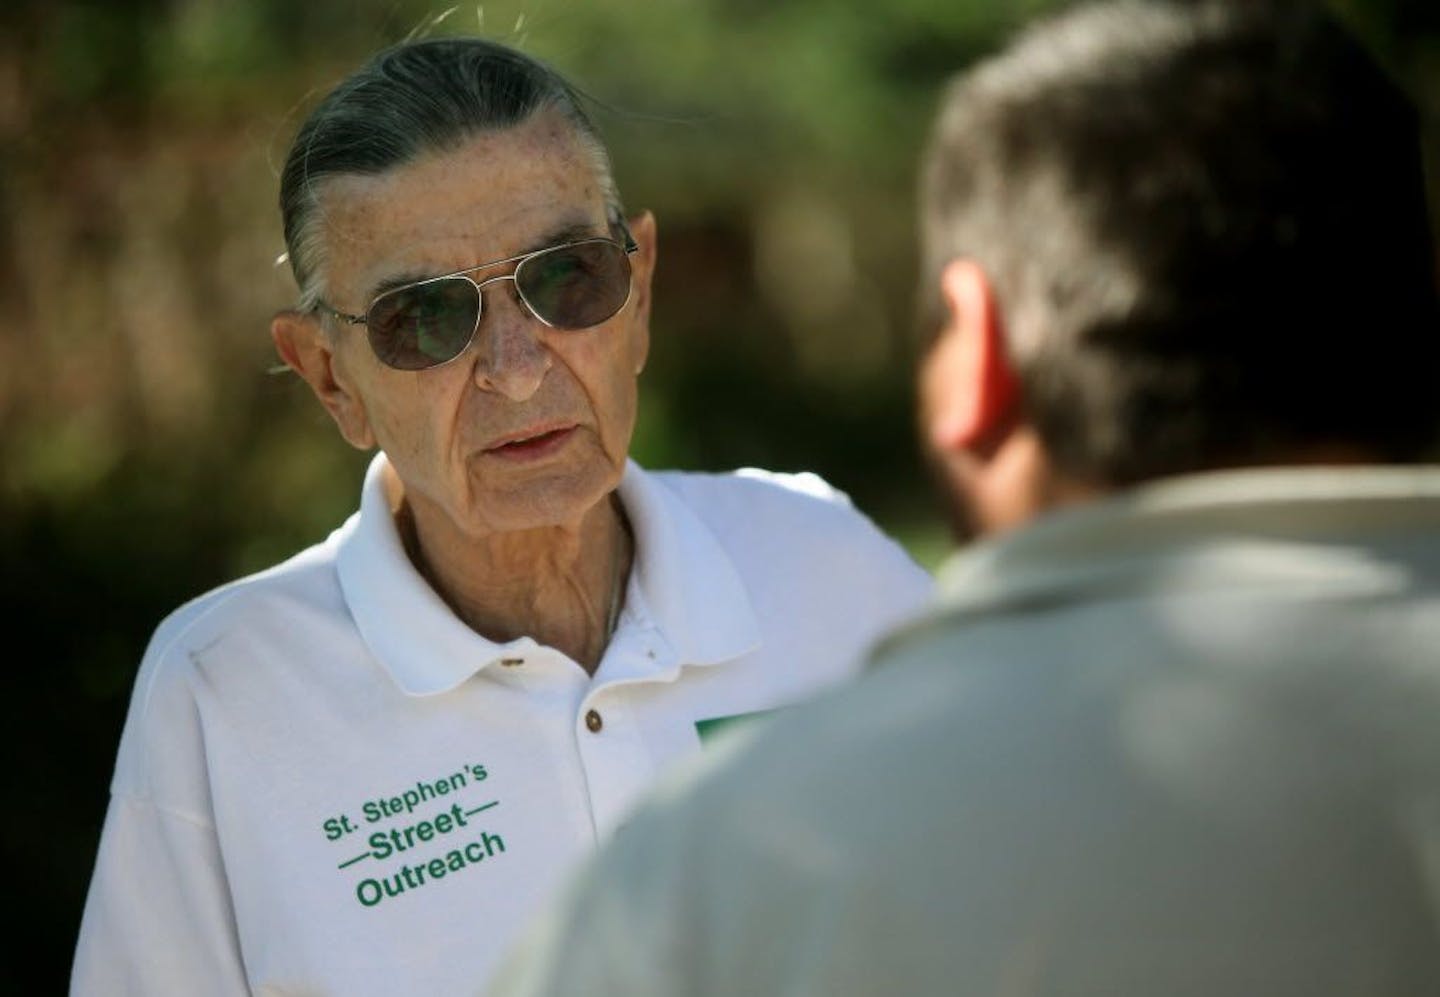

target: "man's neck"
[394,487,632,676]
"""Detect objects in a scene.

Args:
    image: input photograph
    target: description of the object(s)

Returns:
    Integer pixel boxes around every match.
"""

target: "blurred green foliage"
[3,0,1437,984]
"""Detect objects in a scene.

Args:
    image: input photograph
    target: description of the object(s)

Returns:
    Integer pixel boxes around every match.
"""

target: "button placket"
[575,686,661,837]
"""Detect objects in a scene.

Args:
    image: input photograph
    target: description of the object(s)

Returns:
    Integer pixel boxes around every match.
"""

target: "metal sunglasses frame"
[315,230,640,371]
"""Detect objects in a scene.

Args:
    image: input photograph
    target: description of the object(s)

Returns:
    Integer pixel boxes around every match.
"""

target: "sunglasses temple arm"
[314,301,368,325]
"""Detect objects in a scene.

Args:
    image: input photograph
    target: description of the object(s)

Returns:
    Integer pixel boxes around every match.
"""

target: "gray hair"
[279,37,622,313]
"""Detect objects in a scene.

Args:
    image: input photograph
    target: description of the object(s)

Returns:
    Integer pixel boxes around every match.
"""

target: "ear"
[625,210,656,375]
[270,310,377,451]
[921,259,1020,456]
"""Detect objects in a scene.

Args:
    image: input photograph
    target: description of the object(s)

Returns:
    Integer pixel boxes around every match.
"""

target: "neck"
[947,426,1103,540]
[394,484,632,676]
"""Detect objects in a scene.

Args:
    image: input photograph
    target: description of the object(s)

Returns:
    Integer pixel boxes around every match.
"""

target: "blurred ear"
[921,259,1020,456]
[625,210,656,375]
[270,310,377,451]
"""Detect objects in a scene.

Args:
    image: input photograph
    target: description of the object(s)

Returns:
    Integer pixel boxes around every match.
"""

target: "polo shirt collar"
[614,458,761,672]
[335,452,759,696]
[931,465,1440,621]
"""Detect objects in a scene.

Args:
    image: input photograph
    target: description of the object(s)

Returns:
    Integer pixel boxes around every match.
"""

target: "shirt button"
[585,709,604,733]
[499,658,524,667]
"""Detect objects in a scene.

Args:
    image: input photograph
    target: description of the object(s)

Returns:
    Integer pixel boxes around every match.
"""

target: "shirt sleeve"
[71,794,250,996]
[72,594,252,997]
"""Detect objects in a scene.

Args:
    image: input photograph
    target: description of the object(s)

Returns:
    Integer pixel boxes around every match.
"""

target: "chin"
[469,461,621,535]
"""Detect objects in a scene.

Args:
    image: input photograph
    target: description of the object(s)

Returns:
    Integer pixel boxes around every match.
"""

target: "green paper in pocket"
[695,708,786,744]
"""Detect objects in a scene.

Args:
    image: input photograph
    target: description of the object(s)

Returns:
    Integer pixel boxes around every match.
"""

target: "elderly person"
[71,38,931,994]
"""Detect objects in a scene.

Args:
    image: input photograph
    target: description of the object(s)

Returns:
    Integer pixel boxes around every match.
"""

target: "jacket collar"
[930,465,1440,622]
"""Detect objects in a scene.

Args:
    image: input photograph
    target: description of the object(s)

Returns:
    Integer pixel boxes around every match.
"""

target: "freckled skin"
[318,113,654,544]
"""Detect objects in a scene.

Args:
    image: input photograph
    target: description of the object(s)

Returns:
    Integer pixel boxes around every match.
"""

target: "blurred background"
[4,0,1437,984]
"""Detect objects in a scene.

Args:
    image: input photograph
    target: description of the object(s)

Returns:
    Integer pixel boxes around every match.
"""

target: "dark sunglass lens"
[366,280,479,370]
[517,242,632,330]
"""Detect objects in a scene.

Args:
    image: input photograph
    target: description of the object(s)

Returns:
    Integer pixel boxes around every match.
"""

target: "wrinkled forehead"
[319,113,612,304]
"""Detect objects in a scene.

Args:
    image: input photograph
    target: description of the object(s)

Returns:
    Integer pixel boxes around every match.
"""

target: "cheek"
[557,332,640,446]
[357,374,456,464]
[593,365,639,451]
[563,326,633,395]
[607,320,648,397]
[607,377,639,438]
[600,342,642,432]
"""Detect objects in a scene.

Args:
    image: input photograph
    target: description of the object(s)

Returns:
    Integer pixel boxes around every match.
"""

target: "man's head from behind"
[919,0,1440,538]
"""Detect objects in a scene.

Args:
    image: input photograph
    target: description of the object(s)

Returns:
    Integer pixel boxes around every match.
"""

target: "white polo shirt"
[72,454,931,996]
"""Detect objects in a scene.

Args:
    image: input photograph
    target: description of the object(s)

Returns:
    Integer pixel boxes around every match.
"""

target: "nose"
[471,278,551,401]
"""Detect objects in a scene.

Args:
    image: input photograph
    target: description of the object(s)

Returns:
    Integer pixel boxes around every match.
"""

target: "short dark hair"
[279,38,620,312]
[920,0,1440,486]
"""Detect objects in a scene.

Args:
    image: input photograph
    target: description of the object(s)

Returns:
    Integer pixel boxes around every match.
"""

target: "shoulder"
[653,466,851,521]
[607,618,1040,887]
[112,535,346,798]
[599,642,954,879]
[574,629,1043,916]
[142,535,343,679]
[646,466,933,642]
[511,659,957,992]
[651,467,912,566]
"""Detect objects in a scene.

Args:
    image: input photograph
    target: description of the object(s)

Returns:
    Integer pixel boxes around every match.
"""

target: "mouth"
[482,424,578,461]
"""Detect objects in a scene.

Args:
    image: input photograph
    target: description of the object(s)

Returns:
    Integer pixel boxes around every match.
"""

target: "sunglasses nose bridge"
[470,271,544,325]
[466,272,553,400]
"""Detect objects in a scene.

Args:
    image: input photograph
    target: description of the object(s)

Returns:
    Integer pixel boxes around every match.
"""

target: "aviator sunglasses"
[316,222,639,371]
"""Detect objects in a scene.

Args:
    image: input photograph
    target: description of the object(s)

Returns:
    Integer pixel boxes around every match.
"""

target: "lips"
[482,424,578,460]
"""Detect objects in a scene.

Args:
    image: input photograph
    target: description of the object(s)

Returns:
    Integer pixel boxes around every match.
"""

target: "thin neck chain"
[397,496,630,658]
[603,502,630,648]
